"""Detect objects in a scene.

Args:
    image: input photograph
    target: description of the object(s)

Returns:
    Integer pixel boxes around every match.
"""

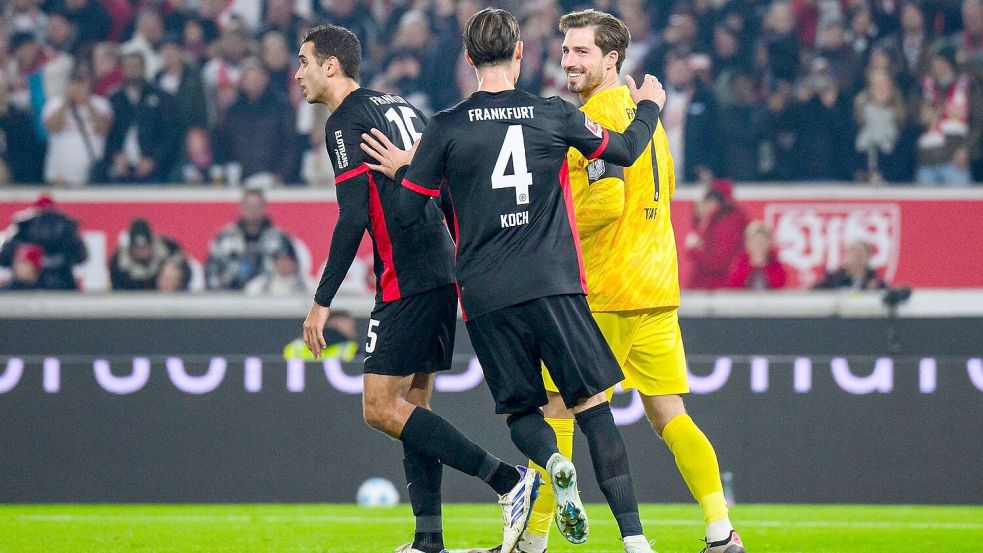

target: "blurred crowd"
[0,190,316,292]
[0,0,981,187]
[0,186,890,292]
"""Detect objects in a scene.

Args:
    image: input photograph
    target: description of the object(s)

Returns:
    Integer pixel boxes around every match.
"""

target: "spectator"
[662,50,718,183]
[155,36,208,134]
[854,68,913,183]
[760,80,798,181]
[91,42,123,97]
[215,58,297,185]
[0,72,46,183]
[896,2,933,87]
[725,221,788,290]
[299,104,333,186]
[59,0,112,49]
[205,188,291,290]
[46,10,81,57]
[791,0,821,49]
[915,44,983,186]
[259,31,294,100]
[42,66,113,186]
[172,127,219,184]
[0,244,43,291]
[202,27,250,125]
[643,8,702,79]
[815,19,862,97]
[109,218,188,290]
[160,0,196,39]
[685,179,748,289]
[0,195,87,290]
[4,0,48,42]
[711,24,749,85]
[866,45,916,110]
[791,58,855,180]
[434,0,483,109]
[959,1,983,180]
[102,0,134,43]
[178,19,213,69]
[514,1,560,104]
[715,69,769,180]
[315,0,376,63]
[244,237,309,295]
[155,257,190,293]
[122,9,166,80]
[952,0,983,72]
[370,10,438,114]
[104,52,180,183]
[759,0,800,84]
[4,31,74,133]
[846,5,878,60]
[813,240,887,290]
[258,0,307,47]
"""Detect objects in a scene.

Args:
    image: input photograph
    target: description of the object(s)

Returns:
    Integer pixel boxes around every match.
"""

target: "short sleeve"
[560,99,609,161]
[402,115,446,197]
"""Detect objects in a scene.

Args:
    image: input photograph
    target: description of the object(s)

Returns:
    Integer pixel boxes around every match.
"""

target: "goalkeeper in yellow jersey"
[475,9,746,553]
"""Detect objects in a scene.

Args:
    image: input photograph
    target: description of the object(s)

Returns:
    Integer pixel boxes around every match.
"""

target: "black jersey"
[314,88,456,307]
[401,88,662,319]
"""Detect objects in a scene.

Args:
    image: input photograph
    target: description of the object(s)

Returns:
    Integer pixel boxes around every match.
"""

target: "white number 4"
[492,125,533,205]
[365,319,380,353]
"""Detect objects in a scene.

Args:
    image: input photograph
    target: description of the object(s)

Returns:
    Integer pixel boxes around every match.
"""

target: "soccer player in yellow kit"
[513,10,746,553]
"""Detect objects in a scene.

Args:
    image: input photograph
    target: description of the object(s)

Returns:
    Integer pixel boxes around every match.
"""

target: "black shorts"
[363,284,457,377]
[466,294,623,414]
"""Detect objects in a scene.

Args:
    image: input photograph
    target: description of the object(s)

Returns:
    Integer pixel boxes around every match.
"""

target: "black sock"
[403,443,444,553]
[575,403,643,538]
[401,407,507,495]
[506,409,560,468]
[486,462,521,496]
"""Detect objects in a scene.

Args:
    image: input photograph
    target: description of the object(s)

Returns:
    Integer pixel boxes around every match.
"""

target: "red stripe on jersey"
[367,173,402,301]
[559,158,588,294]
[401,178,441,197]
[335,164,369,184]
[587,128,610,160]
[444,183,468,322]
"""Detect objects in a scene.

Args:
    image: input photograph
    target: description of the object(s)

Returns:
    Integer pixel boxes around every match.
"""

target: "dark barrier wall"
[1,317,981,504]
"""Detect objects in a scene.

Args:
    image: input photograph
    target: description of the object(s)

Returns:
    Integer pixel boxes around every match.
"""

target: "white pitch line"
[9,514,983,530]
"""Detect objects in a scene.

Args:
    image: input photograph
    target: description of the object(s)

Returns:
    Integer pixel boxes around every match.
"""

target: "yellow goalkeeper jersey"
[568,84,679,311]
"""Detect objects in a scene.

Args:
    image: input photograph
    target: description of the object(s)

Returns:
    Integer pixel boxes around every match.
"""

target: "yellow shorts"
[543,306,688,397]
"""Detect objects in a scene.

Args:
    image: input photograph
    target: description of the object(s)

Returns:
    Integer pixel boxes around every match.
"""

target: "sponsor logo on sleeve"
[333,130,349,169]
[584,114,603,138]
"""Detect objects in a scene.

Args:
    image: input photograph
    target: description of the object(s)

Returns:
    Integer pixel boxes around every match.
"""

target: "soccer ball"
[356,477,400,507]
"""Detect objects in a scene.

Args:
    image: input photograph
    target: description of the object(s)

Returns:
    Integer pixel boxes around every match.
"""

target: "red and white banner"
[1,187,981,291]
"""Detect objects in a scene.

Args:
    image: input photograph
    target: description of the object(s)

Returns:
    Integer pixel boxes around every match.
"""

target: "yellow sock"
[527,417,574,537]
[662,414,729,525]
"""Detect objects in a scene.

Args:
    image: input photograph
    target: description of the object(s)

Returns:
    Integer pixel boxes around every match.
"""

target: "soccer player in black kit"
[360,8,667,553]
[294,25,540,553]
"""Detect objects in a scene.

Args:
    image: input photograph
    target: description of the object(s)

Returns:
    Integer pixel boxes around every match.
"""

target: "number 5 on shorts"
[366,319,380,353]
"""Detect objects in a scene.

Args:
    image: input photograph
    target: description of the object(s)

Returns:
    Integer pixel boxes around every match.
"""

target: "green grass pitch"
[1,503,980,552]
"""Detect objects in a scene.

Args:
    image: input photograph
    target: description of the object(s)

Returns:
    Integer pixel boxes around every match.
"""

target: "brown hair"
[463,8,520,68]
[302,24,361,81]
[559,9,631,72]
